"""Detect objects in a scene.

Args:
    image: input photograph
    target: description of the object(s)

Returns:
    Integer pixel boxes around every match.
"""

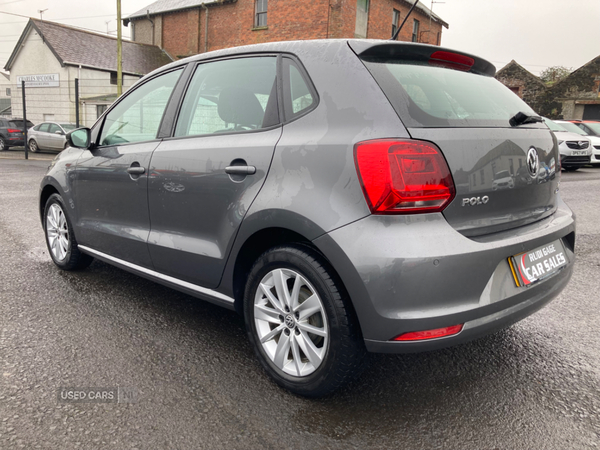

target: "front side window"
[48,123,62,134]
[412,19,420,42]
[255,0,267,27]
[175,57,277,137]
[99,69,182,146]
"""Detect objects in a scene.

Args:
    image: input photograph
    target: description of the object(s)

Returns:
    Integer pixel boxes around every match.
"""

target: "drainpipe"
[146,10,155,45]
[201,3,208,53]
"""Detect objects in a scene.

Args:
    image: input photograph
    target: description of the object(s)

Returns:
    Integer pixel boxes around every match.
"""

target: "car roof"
[142,39,496,80]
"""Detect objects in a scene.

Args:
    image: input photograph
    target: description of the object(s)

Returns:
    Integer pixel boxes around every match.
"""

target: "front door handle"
[127,166,146,175]
[225,165,256,175]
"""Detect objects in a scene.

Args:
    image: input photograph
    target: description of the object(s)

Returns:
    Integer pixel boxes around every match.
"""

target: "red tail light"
[354,139,455,214]
[7,128,21,133]
[392,324,463,341]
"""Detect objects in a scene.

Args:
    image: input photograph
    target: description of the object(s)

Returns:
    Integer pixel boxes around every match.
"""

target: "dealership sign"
[16,73,59,87]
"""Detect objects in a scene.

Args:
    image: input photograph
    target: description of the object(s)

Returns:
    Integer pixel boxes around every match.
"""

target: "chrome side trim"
[78,245,235,304]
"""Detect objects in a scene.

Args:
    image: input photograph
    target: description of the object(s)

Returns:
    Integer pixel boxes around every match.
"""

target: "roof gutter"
[146,10,155,45]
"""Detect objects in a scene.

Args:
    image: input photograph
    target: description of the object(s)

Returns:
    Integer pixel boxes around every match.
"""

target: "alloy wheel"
[46,203,70,262]
[254,268,329,377]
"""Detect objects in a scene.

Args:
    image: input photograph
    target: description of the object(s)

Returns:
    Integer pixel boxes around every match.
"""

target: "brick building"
[124,0,448,59]
[495,57,600,120]
[494,60,547,115]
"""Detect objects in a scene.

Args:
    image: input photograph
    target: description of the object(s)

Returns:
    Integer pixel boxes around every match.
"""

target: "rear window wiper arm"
[509,111,543,127]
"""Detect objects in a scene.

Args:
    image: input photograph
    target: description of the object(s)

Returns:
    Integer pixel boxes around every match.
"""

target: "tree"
[539,66,572,83]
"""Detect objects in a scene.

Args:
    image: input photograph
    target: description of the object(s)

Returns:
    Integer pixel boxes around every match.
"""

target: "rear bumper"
[6,136,24,146]
[313,196,575,353]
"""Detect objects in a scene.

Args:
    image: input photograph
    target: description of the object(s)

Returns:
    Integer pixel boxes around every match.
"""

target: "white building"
[0,72,11,117]
[4,19,172,126]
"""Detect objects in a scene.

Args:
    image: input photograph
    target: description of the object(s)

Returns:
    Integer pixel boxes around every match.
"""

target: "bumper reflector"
[392,324,464,341]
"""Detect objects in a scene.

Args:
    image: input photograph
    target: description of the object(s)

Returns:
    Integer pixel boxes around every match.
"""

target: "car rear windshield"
[361,58,539,128]
[9,120,34,129]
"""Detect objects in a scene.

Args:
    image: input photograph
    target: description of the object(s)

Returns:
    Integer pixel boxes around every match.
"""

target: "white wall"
[8,27,140,126]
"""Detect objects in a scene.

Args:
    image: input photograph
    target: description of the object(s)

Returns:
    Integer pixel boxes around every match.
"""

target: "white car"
[544,118,591,171]
[555,120,600,166]
[28,122,77,153]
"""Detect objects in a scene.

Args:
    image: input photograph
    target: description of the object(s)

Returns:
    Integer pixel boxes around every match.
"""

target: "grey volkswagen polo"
[40,40,575,397]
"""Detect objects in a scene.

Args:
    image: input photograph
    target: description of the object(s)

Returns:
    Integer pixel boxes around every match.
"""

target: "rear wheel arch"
[231,226,366,342]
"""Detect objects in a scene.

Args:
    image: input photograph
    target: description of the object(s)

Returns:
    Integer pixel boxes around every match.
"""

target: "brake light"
[354,139,455,214]
[392,324,463,341]
[429,51,474,72]
[7,128,21,133]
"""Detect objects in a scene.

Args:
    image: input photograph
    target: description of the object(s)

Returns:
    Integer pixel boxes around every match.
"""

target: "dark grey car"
[39,40,575,397]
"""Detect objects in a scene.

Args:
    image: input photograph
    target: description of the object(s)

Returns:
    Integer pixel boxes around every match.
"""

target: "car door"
[47,123,64,150]
[147,56,282,288]
[73,68,184,268]
[36,123,51,149]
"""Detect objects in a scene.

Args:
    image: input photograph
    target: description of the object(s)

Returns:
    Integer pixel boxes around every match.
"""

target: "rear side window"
[361,59,539,128]
[282,58,316,120]
[175,57,278,137]
[39,123,50,132]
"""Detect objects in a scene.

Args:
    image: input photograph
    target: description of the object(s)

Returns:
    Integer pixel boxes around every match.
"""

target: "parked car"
[0,118,34,151]
[28,122,77,153]
[491,170,514,190]
[543,118,591,170]
[555,120,600,165]
[39,40,576,397]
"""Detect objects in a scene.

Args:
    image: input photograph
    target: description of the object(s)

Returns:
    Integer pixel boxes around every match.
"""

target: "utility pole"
[429,1,444,44]
[116,0,123,96]
[38,9,48,20]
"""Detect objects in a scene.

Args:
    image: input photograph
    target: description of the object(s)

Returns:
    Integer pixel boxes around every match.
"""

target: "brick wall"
[131,0,446,58]
[162,9,201,58]
[368,0,443,43]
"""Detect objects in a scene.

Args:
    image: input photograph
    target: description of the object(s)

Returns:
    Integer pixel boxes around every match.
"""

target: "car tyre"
[244,244,367,397]
[43,193,93,270]
[0,136,7,151]
[29,139,39,153]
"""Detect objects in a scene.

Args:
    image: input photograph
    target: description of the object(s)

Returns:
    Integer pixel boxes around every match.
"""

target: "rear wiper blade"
[509,111,543,127]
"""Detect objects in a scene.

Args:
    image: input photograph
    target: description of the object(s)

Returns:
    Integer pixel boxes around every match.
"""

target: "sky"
[0,0,599,75]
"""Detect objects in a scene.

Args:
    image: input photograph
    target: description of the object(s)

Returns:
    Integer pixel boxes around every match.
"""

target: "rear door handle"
[127,166,146,175]
[225,166,256,175]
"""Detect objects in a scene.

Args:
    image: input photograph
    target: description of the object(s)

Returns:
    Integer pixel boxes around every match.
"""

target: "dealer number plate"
[573,150,587,156]
[508,239,568,287]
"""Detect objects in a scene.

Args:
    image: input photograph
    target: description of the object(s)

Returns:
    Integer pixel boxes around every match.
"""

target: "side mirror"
[67,128,92,149]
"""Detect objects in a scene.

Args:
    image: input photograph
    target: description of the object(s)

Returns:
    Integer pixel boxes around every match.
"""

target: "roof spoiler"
[348,41,496,76]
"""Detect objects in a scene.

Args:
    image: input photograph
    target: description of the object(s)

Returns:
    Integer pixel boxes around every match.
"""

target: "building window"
[392,9,400,37]
[255,0,267,27]
[509,159,514,175]
[5,88,10,96]
[110,72,117,85]
[412,19,419,42]
[437,31,440,45]
[480,169,485,185]
[354,0,370,38]
[97,104,108,119]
